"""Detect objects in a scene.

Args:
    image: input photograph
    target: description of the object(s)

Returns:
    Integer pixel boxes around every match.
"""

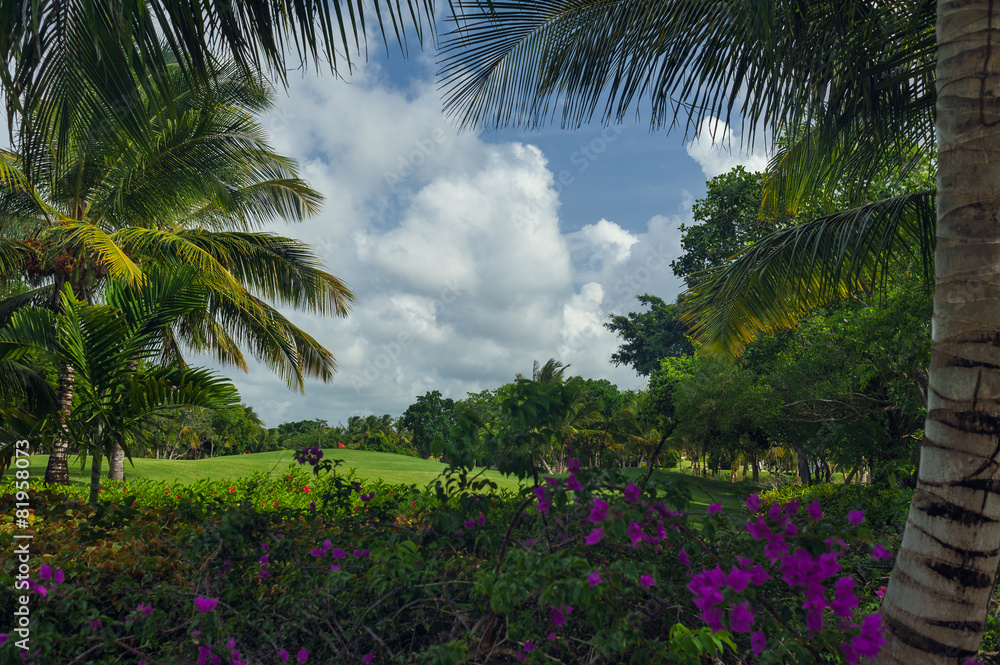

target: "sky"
[201,42,769,428]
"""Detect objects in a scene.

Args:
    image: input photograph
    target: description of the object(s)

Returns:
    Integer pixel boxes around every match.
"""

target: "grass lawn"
[13,451,762,513]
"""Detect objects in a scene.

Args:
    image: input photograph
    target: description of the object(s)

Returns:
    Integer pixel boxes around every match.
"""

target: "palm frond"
[681,190,935,359]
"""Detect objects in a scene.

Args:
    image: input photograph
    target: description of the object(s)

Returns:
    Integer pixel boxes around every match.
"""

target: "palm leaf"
[681,190,935,359]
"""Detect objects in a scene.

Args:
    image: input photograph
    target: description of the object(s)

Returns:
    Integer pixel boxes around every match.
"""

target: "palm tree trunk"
[879,1,1000,660]
[89,449,103,506]
[108,361,137,481]
[44,362,74,485]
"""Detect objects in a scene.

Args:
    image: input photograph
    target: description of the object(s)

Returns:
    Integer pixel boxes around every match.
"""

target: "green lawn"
[13,451,758,513]
[15,449,527,492]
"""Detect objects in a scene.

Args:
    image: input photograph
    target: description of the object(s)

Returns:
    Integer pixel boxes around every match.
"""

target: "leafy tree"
[401,391,457,458]
[671,167,790,287]
[604,295,692,375]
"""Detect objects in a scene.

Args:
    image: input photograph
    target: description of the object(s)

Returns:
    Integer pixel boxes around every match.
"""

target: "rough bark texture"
[880,1,1000,661]
[108,442,125,482]
[44,362,74,485]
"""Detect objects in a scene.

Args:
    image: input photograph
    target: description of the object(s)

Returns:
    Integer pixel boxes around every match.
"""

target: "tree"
[437,1,1000,659]
[604,295,692,375]
[401,390,457,458]
[0,271,239,504]
[671,167,790,287]
[0,51,352,484]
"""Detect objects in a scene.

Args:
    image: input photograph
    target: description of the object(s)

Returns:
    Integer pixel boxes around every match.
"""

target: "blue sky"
[219,41,768,427]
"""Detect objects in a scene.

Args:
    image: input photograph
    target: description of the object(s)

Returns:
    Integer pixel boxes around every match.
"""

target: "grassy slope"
[16,451,758,514]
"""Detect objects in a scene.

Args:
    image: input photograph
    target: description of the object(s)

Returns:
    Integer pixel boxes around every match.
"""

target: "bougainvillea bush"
[0,446,917,664]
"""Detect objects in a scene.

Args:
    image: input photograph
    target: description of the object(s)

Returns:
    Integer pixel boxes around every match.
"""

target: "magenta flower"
[0,635,7,646]
[872,544,892,559]
[806,501,823,520]
[745,493,760,513]
[363,653,374,664]
[361,492,374,502]
[196,645,215,665]
[729,602,754,632]
[297,647,309,663]
[751,631,766,656]
[831,576,859,618]
[623,482,641,504]
[331,565,341,572]
[639,575,657,589]
[805,607,824,632]
[852,613,886,658]
[477,513,485,525]
[194,596,218,614]
[588,571,602,587]
[584,528,603,545]
[627,521,644,547]
[785,500,800,515]
[848,510,864,525]
[767,503,783,519]
[39,564,52,580]
[463,517,476,529]
[707,502,722,515]
[567,458,580,473]
[726,565,752,593]
[547,632,557,642]
[88,620,102,630]
[53,569,64,584]
[332,548,346,559]
[354,549,370,559]
[678,549,689,566]
[278,648,289,663]
[549,604,573,626]
[586,497,609,522]
[136,603,154,617]
[565,474,582,491]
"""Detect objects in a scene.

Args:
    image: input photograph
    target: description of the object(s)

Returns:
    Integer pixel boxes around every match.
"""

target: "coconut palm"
[0,52,353,484]
[0,270,239,504]
[438,1,1000,660]
[0,1,435,178]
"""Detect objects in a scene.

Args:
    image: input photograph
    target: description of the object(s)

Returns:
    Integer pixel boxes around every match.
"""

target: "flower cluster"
[295,446,324,466]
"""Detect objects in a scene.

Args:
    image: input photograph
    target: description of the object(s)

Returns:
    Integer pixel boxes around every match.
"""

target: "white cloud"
[203,61,697,428]
[685,117,770,179]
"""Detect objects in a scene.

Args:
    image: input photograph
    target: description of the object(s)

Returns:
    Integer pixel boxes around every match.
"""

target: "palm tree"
[0,271,239,504]
[0,1,435,180]
[437,1,996,660]
[0,52,353,484]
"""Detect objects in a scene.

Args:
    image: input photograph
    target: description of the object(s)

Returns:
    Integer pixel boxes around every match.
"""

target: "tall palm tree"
[438,1,998,660]
[0,53,353,484]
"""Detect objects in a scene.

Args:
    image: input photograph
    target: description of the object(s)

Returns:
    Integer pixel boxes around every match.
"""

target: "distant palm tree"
[0,52,353,483]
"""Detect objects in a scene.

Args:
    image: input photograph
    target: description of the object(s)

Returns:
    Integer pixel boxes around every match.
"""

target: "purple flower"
[477,513,485,525]
[872,545,892,559]
[361,492,374,502]
[745,493,760,513]
[767,503,783,519]
[707,502,722,515]
[841,642,859,665]
[39,564,52,580]
[363,653,374,664]
[726,565,752,593]
[331,565,341,572]
[196,646,216,665]
[806,501,823,521]
[567,458,580,473]
[565,474,582,491]
[751,631,766,656]
[678,549,689,566]
[354,549,370,559]
[194,596,218,614]
[729,602,754,632]
[53,569,64,584]
[805,607,824,632]
[297,647,309,664]
[278,648,289,663]
[586,497,609,523]
[831,576,859,618]
[852,613,886,658]
[310,548,325,557]
[547,632,557,642]
[332,548,346,559]
[785,500,800,515]
[640,575,656,590]
[0,635,7,646]
[88,620,102,630]
[464,518,476,529]
[549,604,573,626]
[136,603,153,617]
[624,482,641,504]
[627,521,644,547]
[588,571,602,587]
[848,510,864,525]
[584,528,603,545]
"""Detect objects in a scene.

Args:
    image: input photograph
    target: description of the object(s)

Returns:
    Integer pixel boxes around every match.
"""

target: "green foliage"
[605,295,693,375]
[402,390,458,458]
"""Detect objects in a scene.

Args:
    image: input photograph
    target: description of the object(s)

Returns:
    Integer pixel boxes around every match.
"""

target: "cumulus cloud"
[200,60,695,428]
[685,117,770,179]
